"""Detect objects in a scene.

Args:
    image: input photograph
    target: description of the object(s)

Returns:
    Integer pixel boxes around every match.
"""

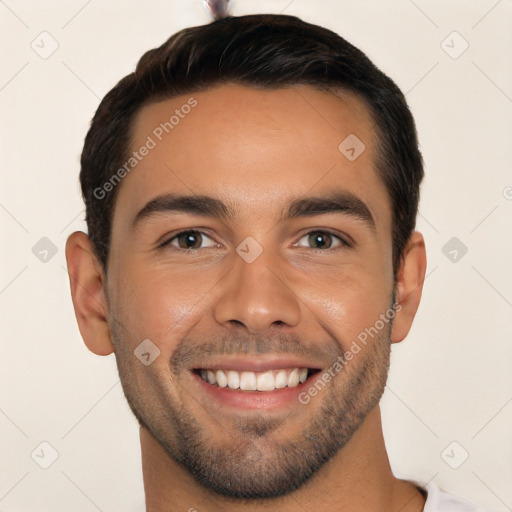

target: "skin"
[66,83,427,511]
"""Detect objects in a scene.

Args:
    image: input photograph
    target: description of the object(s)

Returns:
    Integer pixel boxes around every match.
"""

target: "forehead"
[113,83,389,230]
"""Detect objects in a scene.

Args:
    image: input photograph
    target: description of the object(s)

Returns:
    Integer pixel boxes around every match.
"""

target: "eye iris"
[309,231,331,249]
[178,231,201,249]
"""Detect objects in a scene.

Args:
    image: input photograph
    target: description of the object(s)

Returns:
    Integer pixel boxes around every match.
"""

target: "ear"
[390,231,427,344]
[65,231,114,355]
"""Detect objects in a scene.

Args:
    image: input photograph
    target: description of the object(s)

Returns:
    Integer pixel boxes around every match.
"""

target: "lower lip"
[191,371,315,410]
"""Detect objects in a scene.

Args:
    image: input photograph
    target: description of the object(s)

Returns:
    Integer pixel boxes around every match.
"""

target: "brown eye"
[296,230,349,250]
[309,231,333,249]
[163,230,218,250]
[176,231,202,249]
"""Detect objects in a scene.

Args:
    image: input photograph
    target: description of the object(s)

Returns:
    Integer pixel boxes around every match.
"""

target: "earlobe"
[65,231,114,356]
[390,231,427,344]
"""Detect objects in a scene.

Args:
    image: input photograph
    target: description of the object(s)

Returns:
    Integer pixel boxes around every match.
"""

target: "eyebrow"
[133,194,232,227]
[132,191,376,231]
[284,192,376,231]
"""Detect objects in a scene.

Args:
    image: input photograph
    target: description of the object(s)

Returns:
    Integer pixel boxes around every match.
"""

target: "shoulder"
[422,482,489,512]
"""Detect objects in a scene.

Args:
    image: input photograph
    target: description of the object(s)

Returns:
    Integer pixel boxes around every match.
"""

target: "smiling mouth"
[192,368,322,391]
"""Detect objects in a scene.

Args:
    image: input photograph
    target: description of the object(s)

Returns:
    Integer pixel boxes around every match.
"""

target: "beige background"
[1,0,511,510]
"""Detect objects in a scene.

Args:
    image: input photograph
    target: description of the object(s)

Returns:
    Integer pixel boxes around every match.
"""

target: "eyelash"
[157,229,352,252]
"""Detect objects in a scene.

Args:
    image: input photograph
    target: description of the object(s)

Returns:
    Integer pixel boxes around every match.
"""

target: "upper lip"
[192,356,324,372]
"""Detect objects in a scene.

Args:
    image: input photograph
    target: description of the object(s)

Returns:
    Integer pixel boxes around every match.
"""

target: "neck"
[141,406,425,512]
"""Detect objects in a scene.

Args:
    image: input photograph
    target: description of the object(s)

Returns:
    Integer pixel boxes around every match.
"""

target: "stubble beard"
[109,317,392,501]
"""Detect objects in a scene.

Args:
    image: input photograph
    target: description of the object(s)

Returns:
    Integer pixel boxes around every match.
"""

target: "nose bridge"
[213,242,301,333]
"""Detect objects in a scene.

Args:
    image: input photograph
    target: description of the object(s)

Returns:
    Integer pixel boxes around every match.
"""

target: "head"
[66,14,426,500]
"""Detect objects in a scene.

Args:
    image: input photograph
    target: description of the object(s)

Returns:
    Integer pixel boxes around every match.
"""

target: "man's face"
[106,84,396,498]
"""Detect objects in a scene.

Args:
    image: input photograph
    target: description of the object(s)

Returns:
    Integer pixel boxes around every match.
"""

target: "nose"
[213,247,301,334]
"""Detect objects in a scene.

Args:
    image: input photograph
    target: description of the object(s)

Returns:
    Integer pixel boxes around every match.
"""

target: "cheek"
[109,262,213,359]
[306,270,393,350]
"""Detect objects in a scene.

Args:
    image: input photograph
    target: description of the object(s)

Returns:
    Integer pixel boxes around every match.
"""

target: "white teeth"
[240,371,257,391]
[198,367,312,391]
[215,369,228,388]
[288,368,299,387]
[227,370,240,389]
[257,371,275,391]
[275,370,288,389]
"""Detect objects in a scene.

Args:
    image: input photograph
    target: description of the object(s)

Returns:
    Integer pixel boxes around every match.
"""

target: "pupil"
[180,232,200,249]
[310,231,330,249]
